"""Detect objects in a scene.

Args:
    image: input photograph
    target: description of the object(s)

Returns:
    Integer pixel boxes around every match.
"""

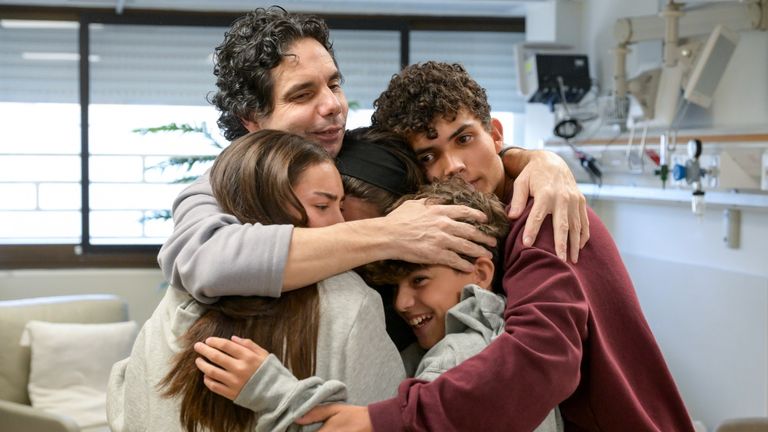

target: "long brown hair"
[159,130,334,432]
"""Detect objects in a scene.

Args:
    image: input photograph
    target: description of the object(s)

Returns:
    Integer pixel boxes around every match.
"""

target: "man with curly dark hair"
[209,7,343,154]
[158,8,589,321]
[210,10,326,137]
[297,61,695,432]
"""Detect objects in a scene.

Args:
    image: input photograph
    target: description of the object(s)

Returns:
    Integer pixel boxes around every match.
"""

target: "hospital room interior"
[0,0,766,431]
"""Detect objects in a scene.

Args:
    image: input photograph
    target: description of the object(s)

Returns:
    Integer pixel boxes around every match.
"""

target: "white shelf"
[580,183,768,210]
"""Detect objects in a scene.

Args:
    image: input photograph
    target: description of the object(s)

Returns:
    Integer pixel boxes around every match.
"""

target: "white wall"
[0,269,167,325]
[527,0,768,429]
[593,199,768,430]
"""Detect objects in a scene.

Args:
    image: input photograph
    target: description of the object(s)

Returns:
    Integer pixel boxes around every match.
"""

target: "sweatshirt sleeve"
[157,173,294,303]
[336,289,405,406]
[368,205,589,432]
[234,354,347,432]
[105,357,132,432]
[106,328,150,432]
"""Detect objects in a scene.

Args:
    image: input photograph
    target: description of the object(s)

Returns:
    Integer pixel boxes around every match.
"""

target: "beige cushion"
[21,320,137,428]
[0,295,128,405]
[715,417,768,432]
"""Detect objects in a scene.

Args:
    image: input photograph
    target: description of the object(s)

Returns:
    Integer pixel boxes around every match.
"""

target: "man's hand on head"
[296,404,372,432]
[503,148,589,263]
[381,199,495,273]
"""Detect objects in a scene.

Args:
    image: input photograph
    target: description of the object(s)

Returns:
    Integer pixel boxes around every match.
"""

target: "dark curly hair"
[210,6,336,141]
[372,61,492,139]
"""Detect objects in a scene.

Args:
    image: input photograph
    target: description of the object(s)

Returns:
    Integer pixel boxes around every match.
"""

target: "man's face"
[409,110,505,197]
[243,38,348,157]
[394,262,490,350]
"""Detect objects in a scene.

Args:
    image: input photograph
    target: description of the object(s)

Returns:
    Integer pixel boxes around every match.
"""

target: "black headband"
[335,140,411,197]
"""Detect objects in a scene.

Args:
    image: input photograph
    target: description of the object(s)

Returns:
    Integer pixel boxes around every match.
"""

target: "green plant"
[133,121,224,221]
[134,101,360,221]
[134,122,223,183]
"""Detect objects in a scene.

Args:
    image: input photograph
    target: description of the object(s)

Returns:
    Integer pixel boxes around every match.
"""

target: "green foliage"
[140,209,172,223]
[135,121,223,221]
[135,121,223,182]
[133,122,224,149]
[150,155,218,182]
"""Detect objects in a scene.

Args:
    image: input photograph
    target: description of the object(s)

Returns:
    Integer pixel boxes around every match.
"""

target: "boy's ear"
[490,118,504,153]
[473,256,495,290]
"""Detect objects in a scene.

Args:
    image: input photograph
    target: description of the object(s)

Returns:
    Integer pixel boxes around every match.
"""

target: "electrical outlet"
[702,154,719,189]
[762,151,768,191]
[723,208,741,249]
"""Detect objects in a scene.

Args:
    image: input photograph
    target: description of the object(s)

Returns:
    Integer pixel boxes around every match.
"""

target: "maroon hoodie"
[368,201,694,432]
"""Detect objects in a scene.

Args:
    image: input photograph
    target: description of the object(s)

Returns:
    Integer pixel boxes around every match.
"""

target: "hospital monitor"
[524,53,591,105]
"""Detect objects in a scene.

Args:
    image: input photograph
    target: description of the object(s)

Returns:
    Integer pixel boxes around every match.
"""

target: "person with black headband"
[335,127,426,222]
[333,126,427,351]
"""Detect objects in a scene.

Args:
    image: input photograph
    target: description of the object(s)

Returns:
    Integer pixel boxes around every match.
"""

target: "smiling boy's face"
[394,257,494,350]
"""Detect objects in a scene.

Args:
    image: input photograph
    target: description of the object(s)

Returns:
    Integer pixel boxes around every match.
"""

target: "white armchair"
[0,294,129,432]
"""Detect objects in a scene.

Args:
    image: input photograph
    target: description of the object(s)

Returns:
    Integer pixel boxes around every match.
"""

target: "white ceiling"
[0,0,542,17]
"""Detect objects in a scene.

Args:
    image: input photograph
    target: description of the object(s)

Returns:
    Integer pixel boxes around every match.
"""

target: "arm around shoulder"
[159,176,498,299]
[501,148,589,263]
[286,199,498,291]
[157,174,293,302]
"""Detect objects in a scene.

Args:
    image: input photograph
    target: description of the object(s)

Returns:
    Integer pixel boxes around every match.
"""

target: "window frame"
[0,5,524,269]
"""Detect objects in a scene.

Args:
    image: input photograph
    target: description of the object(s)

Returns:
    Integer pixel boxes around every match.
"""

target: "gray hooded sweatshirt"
[402,284,564,432]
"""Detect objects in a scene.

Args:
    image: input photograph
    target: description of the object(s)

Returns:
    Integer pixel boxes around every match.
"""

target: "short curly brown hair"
[210,7,336,141]
[371,61,492,138]
[362,177,509,287]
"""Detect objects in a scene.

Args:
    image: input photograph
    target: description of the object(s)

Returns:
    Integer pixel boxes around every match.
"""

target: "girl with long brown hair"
[107,130,405,432]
